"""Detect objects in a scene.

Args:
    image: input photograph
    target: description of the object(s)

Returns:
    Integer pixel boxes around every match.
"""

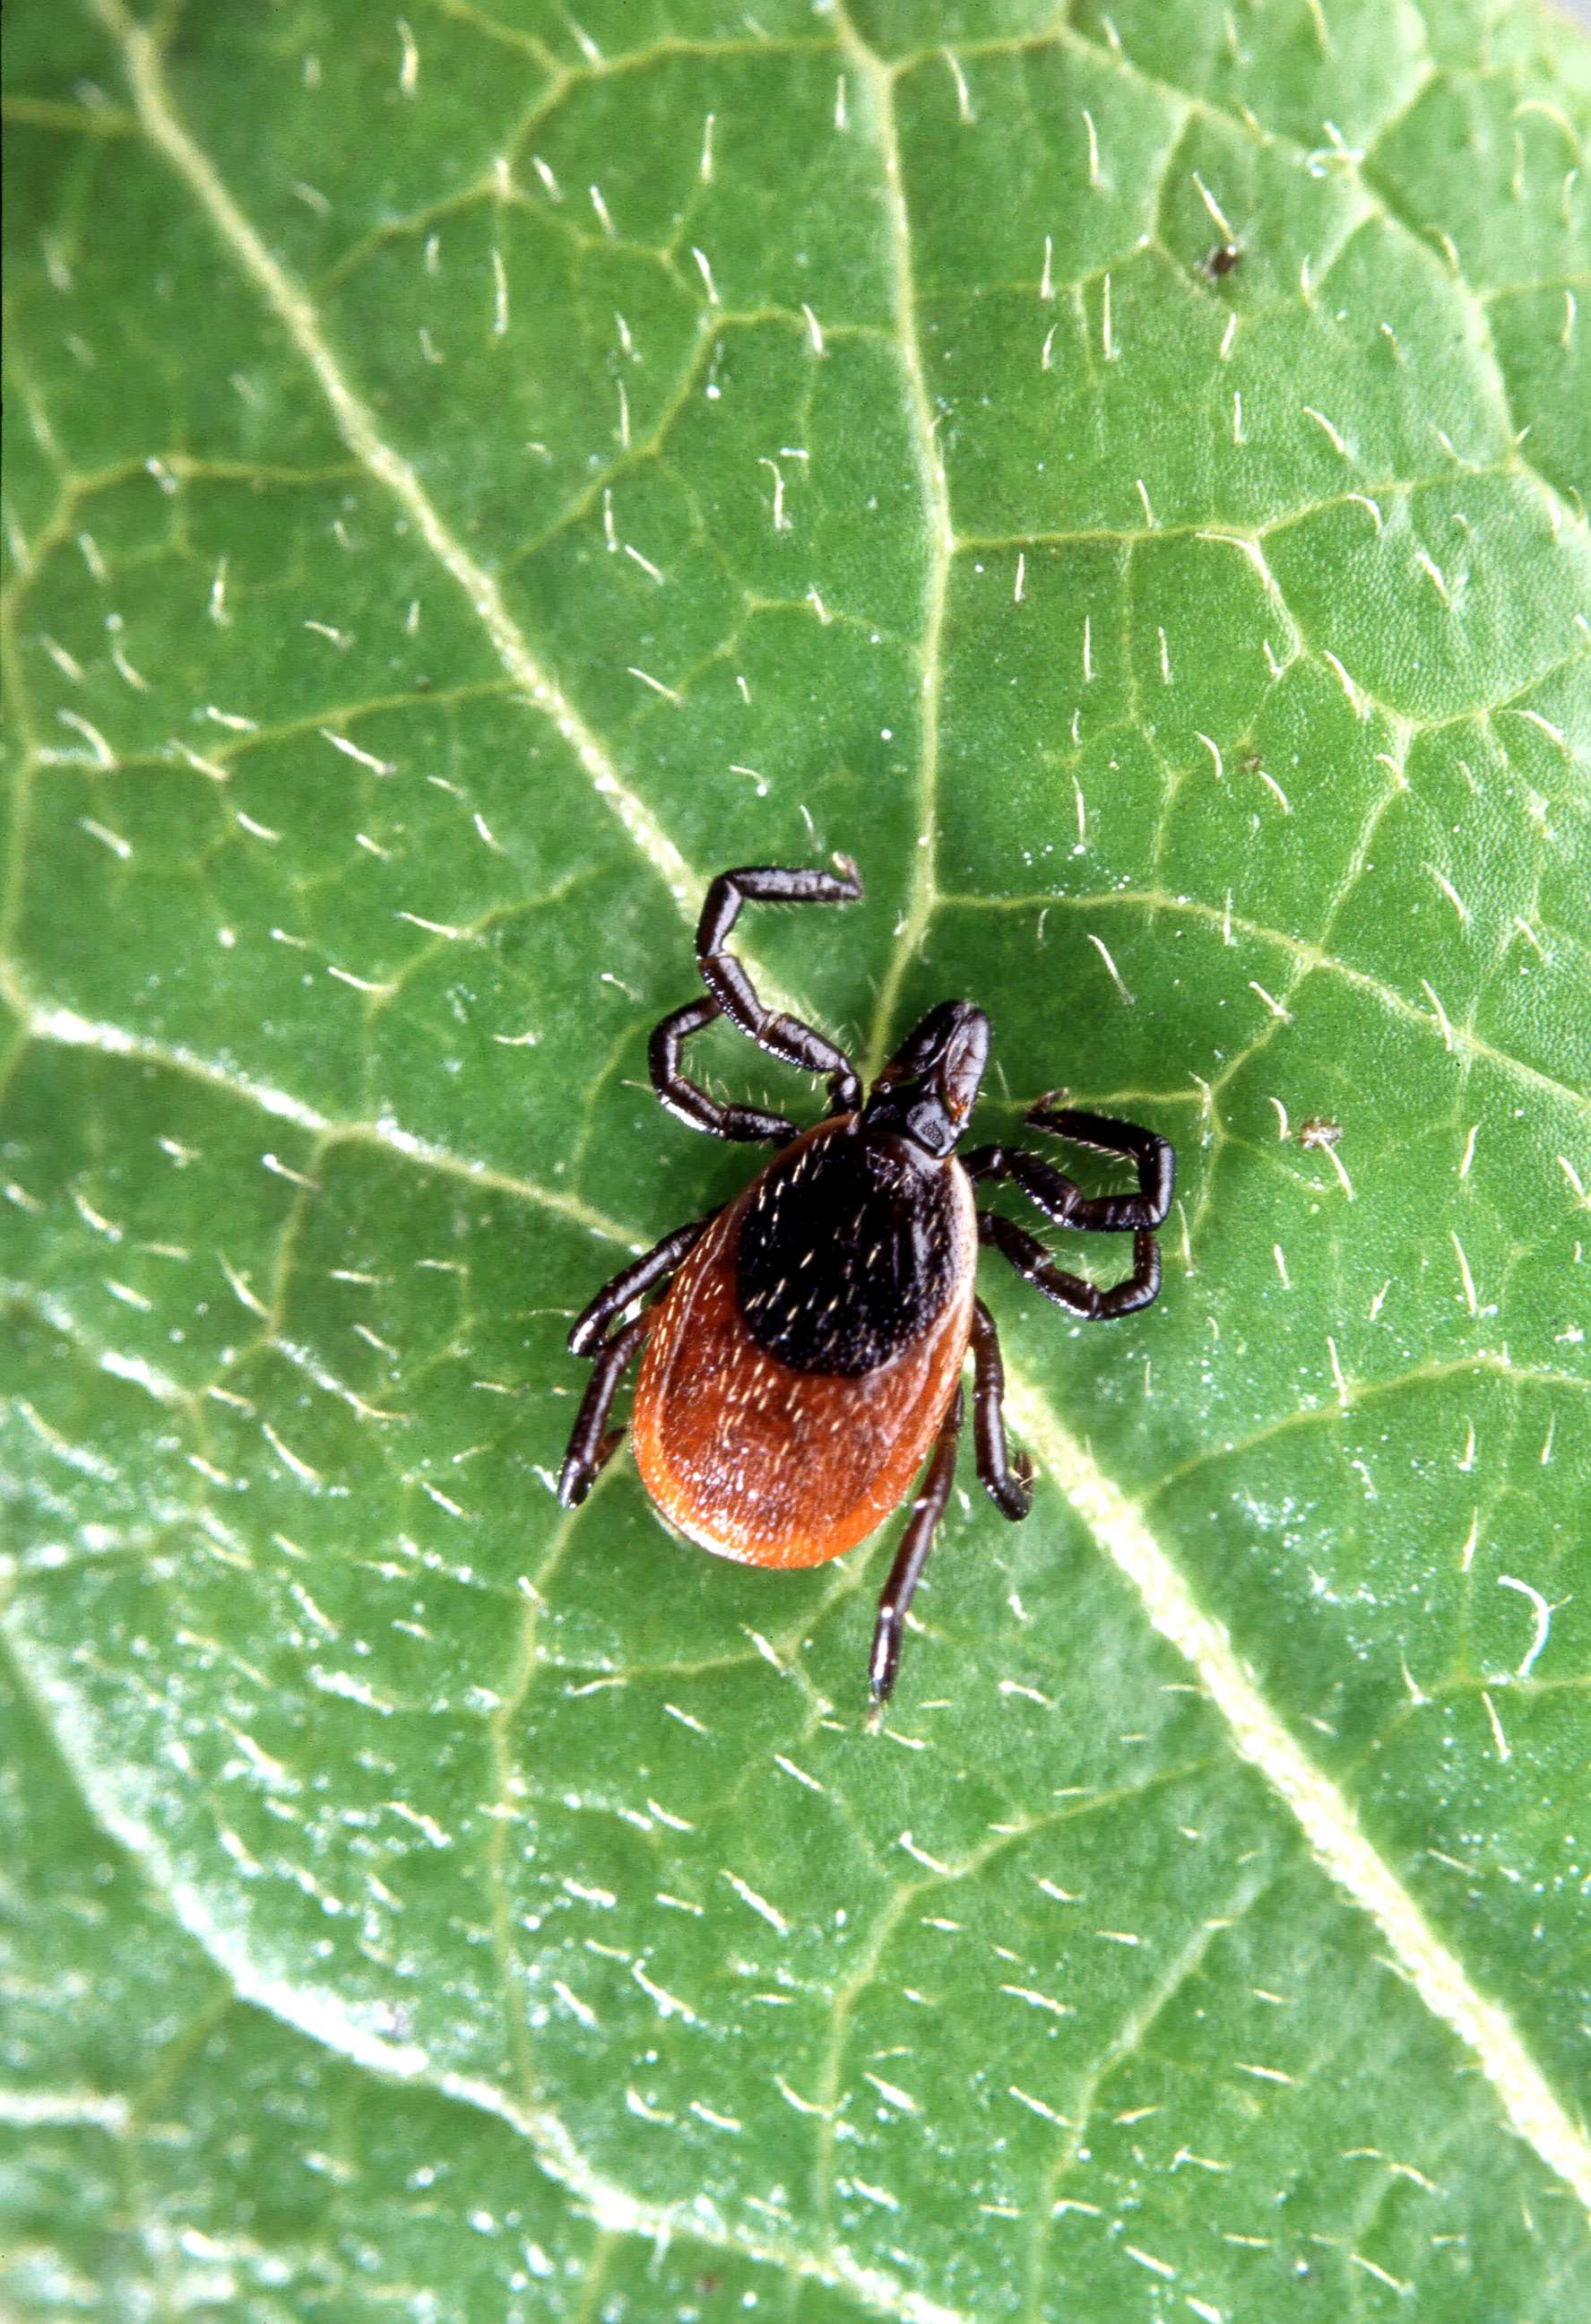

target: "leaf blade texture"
[4,2,1589,2316]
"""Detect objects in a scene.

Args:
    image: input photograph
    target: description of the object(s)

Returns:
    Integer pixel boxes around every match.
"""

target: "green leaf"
[4,2,1588,2317]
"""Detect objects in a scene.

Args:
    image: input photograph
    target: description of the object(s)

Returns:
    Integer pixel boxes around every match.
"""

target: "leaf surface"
[3,3,1589,2317]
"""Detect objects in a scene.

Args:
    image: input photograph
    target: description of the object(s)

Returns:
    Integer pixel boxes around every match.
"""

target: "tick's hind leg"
[557,1311,652,1507]
[869,1386,964,1715]
[559,1215,716,1503]
[971,1298,1033,1519]
[566,1216,713,1358]
[694,861,865,1113]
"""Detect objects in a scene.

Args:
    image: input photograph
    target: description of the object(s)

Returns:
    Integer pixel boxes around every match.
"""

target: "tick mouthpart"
[864,1001,990,1157]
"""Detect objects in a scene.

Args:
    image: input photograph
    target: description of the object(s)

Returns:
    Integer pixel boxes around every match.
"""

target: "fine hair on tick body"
[558,860,1174,1711]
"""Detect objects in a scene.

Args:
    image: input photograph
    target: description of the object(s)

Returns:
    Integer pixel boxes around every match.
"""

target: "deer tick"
[558,860,1174,1710]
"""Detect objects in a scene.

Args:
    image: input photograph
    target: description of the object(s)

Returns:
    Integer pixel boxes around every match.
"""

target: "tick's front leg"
[978,1210,1163,1320]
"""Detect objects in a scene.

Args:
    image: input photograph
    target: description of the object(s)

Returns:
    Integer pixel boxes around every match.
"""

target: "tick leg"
[650,998,801,1143]
[869,1385,964,1713]
[566,1215,713,1358]
[694,860,865,1114]
[979,1210,1162,1321]
[557,1311,651,1507]
[984,1099,1174,1230]
[971,1298,1033,1520]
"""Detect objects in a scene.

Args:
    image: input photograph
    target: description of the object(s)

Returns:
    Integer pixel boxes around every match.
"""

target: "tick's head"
[861,1001,990,1158]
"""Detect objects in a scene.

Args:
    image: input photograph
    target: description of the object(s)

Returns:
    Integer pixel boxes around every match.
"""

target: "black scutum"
[736,1129,959,1377]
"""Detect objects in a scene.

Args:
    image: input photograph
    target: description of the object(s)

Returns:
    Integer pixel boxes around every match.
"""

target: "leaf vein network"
[8,0,1583,2247]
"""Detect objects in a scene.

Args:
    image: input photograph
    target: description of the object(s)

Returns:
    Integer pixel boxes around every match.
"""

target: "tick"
[558,860,1174,1710]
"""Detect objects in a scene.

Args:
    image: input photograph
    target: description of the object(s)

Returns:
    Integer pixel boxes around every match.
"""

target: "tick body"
[634,1115,978,1569]
[558,861,1174,1710]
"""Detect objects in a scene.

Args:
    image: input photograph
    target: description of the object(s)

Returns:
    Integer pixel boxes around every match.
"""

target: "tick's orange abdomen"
[631,1121,977,1569]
